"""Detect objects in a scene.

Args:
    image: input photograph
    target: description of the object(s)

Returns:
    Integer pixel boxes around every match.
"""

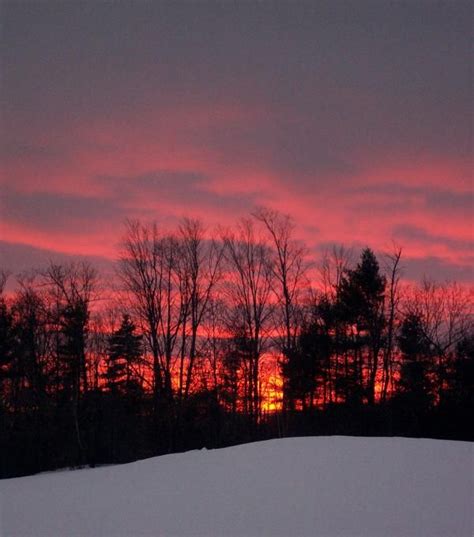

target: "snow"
[0,436,472,537]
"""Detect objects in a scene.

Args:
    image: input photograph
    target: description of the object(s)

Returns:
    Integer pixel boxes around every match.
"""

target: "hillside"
[1,436,472,537]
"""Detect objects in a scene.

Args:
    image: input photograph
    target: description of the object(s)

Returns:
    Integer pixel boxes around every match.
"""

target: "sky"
[1,1,472,283]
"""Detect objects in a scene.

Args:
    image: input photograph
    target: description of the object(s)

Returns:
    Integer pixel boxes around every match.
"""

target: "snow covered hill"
[0,436,472,537]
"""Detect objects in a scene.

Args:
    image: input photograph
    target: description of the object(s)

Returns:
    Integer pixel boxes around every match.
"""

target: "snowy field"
[0,436,472,537]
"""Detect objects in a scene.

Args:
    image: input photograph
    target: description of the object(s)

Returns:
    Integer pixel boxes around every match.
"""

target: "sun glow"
[261,373,284,413]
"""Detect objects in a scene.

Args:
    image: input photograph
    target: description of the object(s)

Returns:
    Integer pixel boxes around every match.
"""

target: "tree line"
[1,209,472,478]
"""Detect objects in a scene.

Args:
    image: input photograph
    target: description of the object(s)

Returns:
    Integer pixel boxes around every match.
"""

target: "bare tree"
[178,218,223,401]
[380,246,403,401]
[41,261,98,459]
[316,245,354,405]
[253,207,310,354]
[201,297,227,400]
[223,218,274,423]
[401,280,473,402]
[319,245,353,298]
[0,270,9,296]
[43,262,98,392]
[253,208,313,416]
[119,221,188,406]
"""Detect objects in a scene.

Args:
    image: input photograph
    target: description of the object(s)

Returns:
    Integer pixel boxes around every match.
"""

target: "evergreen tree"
[0,297,15,389]
[60,300,89,395]
[282,298,333,410]
[337,248,386,405]
[102,314,144,462]
[221,345,241,417]
[105,314,142,395]
[58,299,90,463]
[397,313,433,411]
[449,333,474,409]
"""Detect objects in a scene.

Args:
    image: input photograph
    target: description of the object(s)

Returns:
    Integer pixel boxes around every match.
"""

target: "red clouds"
[2,2,472,283]
[1,103,472,283]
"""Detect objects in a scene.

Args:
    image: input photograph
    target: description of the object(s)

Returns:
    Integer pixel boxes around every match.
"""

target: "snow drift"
[0,436,472,537]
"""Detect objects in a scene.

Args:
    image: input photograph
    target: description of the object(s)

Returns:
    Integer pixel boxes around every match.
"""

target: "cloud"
[96,171,261,214]
[393,225,473,253]
[1,2,471,283]
[349,183,472,207]
[0,240,114,280]
[425,190,473,216]
[401,255,473,284]
[1,188,126,233]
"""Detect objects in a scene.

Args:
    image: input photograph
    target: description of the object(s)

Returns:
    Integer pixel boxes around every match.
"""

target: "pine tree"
[337,248,386,405]
[57,299,90,464]
[0,298,15,384]
[397,313,433,411]
[105,314,142,395]
[450,334,474,409]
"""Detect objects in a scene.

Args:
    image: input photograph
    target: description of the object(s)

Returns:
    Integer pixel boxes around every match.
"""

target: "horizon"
[1,10,473,537]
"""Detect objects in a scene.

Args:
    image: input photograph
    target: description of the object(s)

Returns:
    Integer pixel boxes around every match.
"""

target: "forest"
[1,209,472,478]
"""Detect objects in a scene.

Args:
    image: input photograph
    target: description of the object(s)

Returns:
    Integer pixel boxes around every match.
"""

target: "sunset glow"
[1,3,472,286]
[1,8,473,524]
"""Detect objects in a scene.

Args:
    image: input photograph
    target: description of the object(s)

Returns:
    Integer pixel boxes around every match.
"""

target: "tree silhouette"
[1,215,473,478]
[338,248,386,405]
[105,314,142,395]
[396,313,433,416]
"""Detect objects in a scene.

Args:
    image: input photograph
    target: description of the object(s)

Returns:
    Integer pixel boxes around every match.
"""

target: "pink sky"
[1,2,472,284]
